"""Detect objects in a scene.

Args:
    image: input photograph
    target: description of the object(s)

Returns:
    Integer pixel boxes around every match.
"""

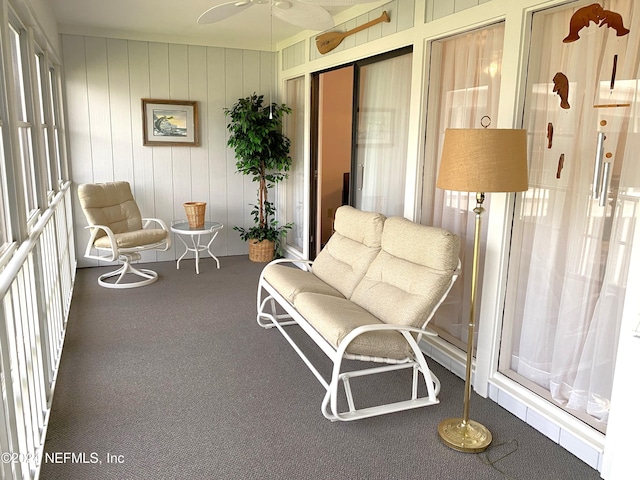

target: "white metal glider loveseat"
[256,206,460,421]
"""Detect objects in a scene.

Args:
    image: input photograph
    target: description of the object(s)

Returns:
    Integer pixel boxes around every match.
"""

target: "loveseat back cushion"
[350,216,460,329]
[311,206,385,298]
[78,182,143,239]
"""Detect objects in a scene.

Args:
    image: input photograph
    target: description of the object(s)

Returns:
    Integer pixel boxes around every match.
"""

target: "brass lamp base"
[438,418,492,453]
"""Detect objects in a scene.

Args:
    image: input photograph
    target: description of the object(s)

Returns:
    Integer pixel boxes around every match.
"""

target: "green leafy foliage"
[224,93,293,252]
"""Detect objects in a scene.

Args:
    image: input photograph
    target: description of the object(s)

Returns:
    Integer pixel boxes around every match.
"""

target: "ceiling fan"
[197,0,380,32]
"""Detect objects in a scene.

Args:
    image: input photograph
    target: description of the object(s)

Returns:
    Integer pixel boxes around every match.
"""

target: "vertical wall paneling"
[240,50,262,244]
[283,40,306,70]
[61,35,93,265]
[457,0,482,12]
[366,7,384,42]
[224,49,245,256]
[146,42,173,263]
[168,43,192,249]
[355,13,370,47]
[294,41,305,68]
[127,41,154,244]
[127,41,156,264]
[342,18,358,51]
[188,45,210,227]
[382,4,399,37]
[106,39,134,186]
[84,37,113,183]
[206,47,229,255]
[427,0,482,22]
[431,0,455,20]
[260,51,274,102]
[396,0,415,30]
[64,35,278,265]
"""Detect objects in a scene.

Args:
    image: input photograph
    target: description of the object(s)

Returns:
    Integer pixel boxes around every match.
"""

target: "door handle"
[599,162,611,207]
[592,132,605,199]
[357,163,364,191]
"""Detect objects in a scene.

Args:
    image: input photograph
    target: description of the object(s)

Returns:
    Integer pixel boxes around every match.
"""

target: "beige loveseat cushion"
[262,263,344,304]
[294,293,412,360]
[311,206,386,298]
[350,216,459,329]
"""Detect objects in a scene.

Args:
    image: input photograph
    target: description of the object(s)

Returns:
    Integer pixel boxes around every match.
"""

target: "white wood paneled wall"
[425,0,492,22]
[61,35,275,267]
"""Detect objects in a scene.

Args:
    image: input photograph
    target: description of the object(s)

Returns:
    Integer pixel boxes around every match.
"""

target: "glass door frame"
[308,46,413,258]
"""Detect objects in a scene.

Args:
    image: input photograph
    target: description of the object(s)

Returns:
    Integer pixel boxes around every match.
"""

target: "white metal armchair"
[78,181,171,289]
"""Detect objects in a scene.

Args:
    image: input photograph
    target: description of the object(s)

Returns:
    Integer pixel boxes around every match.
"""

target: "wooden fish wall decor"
[557,153,565,179]
[553,72,571,109]
[563,3,630,43]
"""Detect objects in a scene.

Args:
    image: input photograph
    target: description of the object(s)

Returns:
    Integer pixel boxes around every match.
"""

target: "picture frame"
[142,99,199,146]
[357,109,393,146]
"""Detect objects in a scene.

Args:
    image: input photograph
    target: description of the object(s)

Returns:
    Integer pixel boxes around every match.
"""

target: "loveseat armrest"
[263,257,314,271]
[257,258,315,313]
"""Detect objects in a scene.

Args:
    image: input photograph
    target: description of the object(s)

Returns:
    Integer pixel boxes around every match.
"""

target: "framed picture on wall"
[142,99,199,146]
[357,109,393,146]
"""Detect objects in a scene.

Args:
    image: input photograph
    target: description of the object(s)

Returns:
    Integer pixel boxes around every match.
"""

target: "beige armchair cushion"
[78,181,168,249]
[311,206,385,298]
[93,229,168,249]
[78,182,144,239]
[294,293,411,360]
[262,263,344,304]
[350,216,460,329]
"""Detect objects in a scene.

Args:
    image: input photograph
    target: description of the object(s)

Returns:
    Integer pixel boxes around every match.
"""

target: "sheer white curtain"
[421,23,505,349]
[504,0,640,426]
[355,53,412,216]
[284,76,305,252]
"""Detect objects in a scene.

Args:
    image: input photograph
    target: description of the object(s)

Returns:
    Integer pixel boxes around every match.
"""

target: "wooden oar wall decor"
[316,11,390,55]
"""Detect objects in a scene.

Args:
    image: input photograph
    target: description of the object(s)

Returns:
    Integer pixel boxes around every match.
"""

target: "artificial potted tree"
[225,93,293,262]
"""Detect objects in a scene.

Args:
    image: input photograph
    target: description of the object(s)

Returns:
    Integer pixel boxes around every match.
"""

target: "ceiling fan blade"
[298,0,379,5]
[273,1,335,30]
[197,2,253,25]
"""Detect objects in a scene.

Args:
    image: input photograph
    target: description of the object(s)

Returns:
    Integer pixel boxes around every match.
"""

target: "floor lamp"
[436,127,529,453]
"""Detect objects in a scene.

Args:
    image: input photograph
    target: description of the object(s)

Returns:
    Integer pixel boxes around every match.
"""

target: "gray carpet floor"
[41,255,602,480]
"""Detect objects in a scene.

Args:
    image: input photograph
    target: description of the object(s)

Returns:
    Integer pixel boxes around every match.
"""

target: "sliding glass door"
[283,76,305,254]
[420,23,506,351]
[354,51,412,216]
[500,0,640,431]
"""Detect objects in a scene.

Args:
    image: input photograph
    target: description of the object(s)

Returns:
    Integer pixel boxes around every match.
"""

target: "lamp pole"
[438,192,492,453]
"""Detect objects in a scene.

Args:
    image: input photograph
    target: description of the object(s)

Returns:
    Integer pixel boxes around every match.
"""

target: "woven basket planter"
[184,202,206,228]
[248,239,275,263]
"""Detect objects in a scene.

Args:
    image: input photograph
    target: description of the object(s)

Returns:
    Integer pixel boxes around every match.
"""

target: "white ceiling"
[46,0,362,51]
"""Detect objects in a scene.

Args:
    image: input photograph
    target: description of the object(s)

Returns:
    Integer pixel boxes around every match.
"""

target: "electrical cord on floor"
[477,439,520,479]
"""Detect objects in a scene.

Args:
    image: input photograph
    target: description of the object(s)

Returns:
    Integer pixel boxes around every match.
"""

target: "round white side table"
[170,220,223,274]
